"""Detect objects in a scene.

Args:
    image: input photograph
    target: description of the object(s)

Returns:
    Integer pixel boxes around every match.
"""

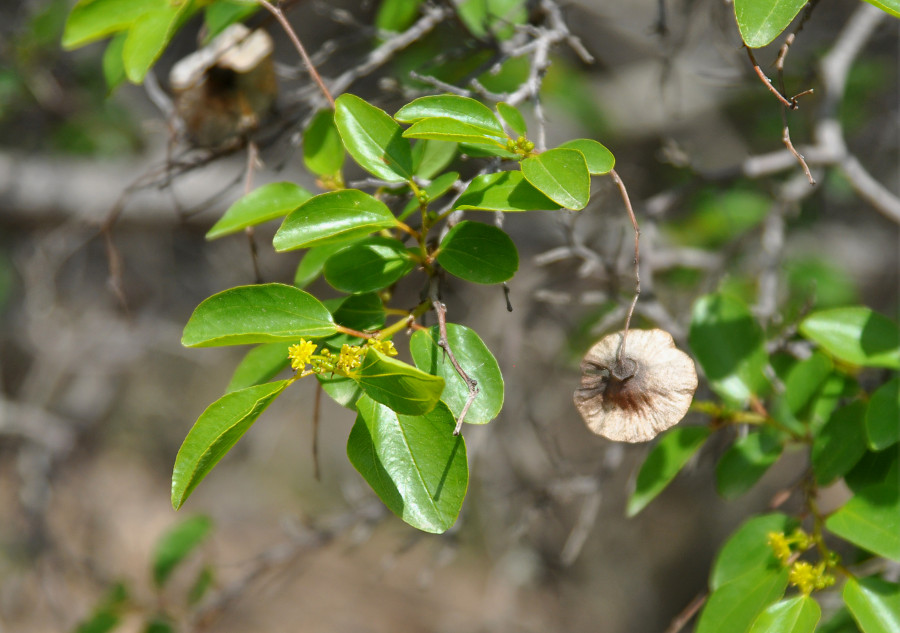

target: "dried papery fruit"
[574,329,698,442]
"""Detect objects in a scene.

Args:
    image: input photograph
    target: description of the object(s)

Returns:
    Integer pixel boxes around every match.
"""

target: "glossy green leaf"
[456,0,527,39]
[558,139,615,175]
[400,171,459,220]
[122,2,192,83]
[182,283,336,347]
[812,400,868,486]
[293,243,353,288]
[102,31,127,92]
[866,377,899,450]
[225,342,291,393]
[411,139,457,179]
[818,607,863,633]
[689,293,769,406]
[318,373,363,408]
[334,94,412,182]
[734,0,807,48]
[453,171,559,212]
[395,94,504,136]
[497,102,527,135]
[410,324,503,425]
[800,307,900,369]
[323,237,414,294]
[331,293,386,333]
[273,189,398,252]
[402,118,508,147]
[152,516,212,587]
[436,220,518,284]
[207,182,312,240]
[716,429,783,499]
[784,352,834,419]
[204,1,259,40]
[748,596,820,633]
[843,576,900,633]
[826,483,900,561]
[348,396,467,533]
[810,373,859,434]
[458,142,520,159]
[62,0,155,48]
[376,0,425,31]
[845,446,900,494]
[626,426,711,517]
[303,109,345,179]
[172,380,289,509]
[74,583,128,633]
[861,0,900,18]
[697,567,790,633]
[355,348,445,415]
[711,513,793,590]
[521,148,591,210]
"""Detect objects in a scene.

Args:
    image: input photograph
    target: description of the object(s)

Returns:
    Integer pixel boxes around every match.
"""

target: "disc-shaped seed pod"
[574,329,698,442]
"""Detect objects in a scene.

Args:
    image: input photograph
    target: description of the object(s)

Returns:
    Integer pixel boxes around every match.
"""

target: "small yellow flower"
[337,344,363,372]
[789,561,834,595]
[288,339,317,371]
[368,338,398,357]
[768,532,792,565]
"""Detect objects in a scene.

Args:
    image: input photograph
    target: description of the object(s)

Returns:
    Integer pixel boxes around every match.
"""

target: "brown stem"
[244,141,263,282]
[746,46,796,109]
[609,169,640,363]
[664,592,708,633]
[257,0,335,107]
[312,380,322,481]
[432,300,479,435]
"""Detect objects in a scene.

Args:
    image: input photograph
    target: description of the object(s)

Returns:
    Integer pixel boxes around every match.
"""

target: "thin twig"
[663,592,708,633]
[257,0,335,107]
[746,46,796,109]
[431,300,479,436]
[312,380,322,481]
[609,169,641,363]
[774,28,816,184]
[243,141,263,283]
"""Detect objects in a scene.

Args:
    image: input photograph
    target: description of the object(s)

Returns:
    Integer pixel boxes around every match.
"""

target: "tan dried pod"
[574,329,698,442]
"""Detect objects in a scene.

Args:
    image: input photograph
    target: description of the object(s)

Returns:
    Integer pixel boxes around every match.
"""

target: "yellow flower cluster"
[288,339,317,371]
[286,337,398,378]
[337,344,364,372]
[789,561,835,595]
[368,338,398,356]
[768,528,837,595]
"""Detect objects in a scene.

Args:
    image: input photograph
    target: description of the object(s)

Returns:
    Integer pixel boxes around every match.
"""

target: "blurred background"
[1,0,897,631]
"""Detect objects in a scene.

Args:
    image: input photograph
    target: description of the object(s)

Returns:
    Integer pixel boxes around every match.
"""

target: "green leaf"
[689,293,770,406]
[667,189,770,250]
[62,0,155,49]
[453,171,560,212]
[182,283,336,347]
[152,516,212,587]
[626,426,711,517]
[456,0,527,39]
[376,0,425,31]
[410,324,504,425]
[826,482,900,561]
[710,513,794,590]
[861,0,900,19]
[74,583,129,633]
[810,373,859,434]
[293,243,352,288]
[697,567,790,633]
[102,31,127,92]
[411,139,457,179]
[716,429,783,499]
[399,171,459,220]
[318,373,363,408]
[204,1,259,40]
[355,348,445,415]
[303,109,345,179]
[521,148,591,210]
[558,139,615,175]
[122,2,192,83]
[866,377,900,450]
[845,446,900,494]
[800,307,900,369]
[784,352,834,420]
[225,342,291,393]
[334,94,412,182]
[348,396,467,533]
[733,0,808,48]
[144,617,176,633]
[207,182,312,240]
[395,94,505,136]
[436,220,518,284]
[843,576,900,633]
[402,117,508,147]
[496,102,527,135]
[273,189,398,252]
[172,380,288,509]
[458,142,520,159]
[748,596,820,633]
[818,607,863,633]
[331,293,386,333]
[812,400,868,486]
[323,237,414,294]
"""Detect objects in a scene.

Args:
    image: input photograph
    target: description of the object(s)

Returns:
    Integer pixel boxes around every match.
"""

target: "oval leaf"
[497,102,527,136]
[711,513,794,590]
[318,373,364,409]
[521,148,591,210]
[226,342,291,393]
[273,189,398,252]
[153,516,213,587]
[293,242,352,288]
[182,283,336,347]
[207,182,312,240]
[334,93,412,182]
[436,221,518,284]
[734,0,808,48]
[62,0,155,48]
[697,567,790,633]
[626,426,711,517]
[172,380,289,509]
[123,3,191,83]
[454,171,560,212]
[323,237,414,294]
[866,377,900,450]
[410,324,504,425]
[800,307,900,369]
[843,576,900,633]
[355,347,445,415]
[826,483,900,561]
[348,396,467,533]
[845,446,900,494]
[411,139,457,179]
[689,293,770,406]
[558,138,615,175]
[303,109,345,179]
[748,596,821,633]
[716,429,783,499]
[395,94,504,135]
[862,0,900,18]
[402,117,507,147]
[812,400,868,486]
